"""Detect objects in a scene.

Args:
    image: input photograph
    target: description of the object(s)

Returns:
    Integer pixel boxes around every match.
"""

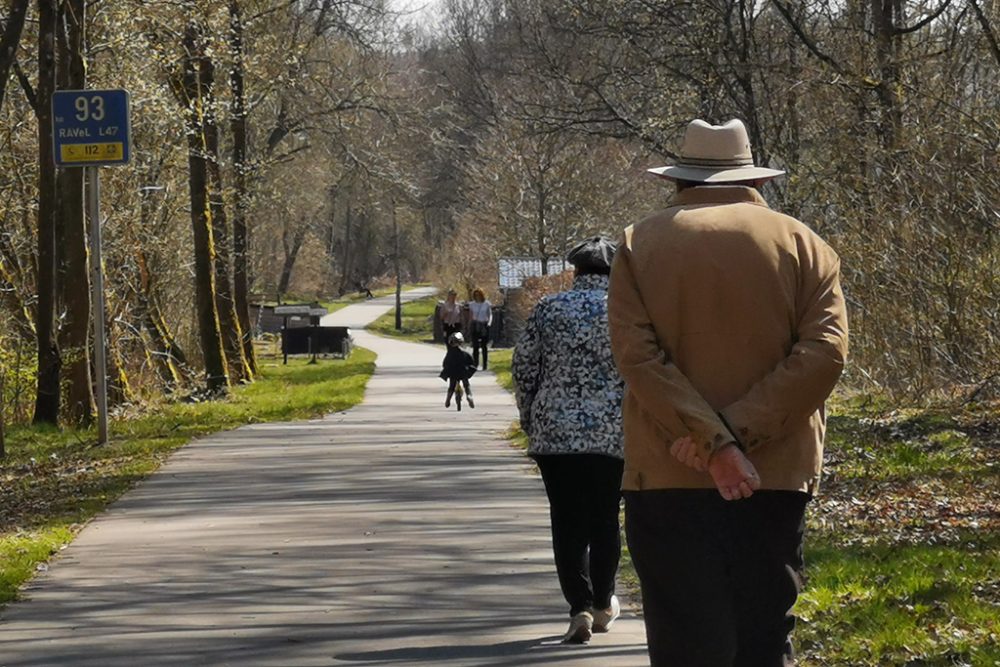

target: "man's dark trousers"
[624,489,809,667]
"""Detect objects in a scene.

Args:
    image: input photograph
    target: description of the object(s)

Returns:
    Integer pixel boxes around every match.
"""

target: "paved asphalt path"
[0,288,648,666]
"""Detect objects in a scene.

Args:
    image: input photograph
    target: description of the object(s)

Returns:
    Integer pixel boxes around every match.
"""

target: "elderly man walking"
[608,119,848,666]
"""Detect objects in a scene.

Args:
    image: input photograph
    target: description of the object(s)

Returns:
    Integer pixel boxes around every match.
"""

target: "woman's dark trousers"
[472,336,488,369]
[624,489,809,667]
[534,454,625,616]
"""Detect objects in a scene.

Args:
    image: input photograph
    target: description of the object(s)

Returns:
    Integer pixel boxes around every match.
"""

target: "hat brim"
[647,165,785,182]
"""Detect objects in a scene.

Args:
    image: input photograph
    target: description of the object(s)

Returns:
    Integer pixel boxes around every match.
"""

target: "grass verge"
[489,348,514,393]
[491,348,528,449]
[494,361,999,664]
[795,401,1000,666]
[0,349,376,605]
[318,284,429,315]
[368,295,439,343]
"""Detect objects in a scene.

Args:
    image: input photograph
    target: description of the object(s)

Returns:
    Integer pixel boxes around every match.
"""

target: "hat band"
[676,155,755,168]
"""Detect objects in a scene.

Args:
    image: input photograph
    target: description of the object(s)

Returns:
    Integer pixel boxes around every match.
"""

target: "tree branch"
[13,58,36,113]
[771,0,849,77]
[894,0,952,35]
[0,0,30,110]
[970,0,1000,67]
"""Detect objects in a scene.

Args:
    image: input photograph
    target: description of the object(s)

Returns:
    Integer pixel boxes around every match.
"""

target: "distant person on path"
[440,332,476,410]
[513,237,625,645]
[608,119,848,666]
[440,288,463,344]
[469,287,492,370]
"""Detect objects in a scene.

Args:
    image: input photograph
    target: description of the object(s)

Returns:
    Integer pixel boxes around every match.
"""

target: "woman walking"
[512,237,625,645]
[469,287,492,370]
[439,288,463,344]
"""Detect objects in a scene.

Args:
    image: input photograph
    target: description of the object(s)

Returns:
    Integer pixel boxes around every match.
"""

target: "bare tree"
[179,6,229,393]
[56,0,93,424]
[32,0,61,424]
[229,0,257,377]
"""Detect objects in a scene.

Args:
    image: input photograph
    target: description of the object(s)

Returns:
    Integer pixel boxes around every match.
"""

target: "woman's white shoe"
[593,595,620,633]
[562,610,594,644]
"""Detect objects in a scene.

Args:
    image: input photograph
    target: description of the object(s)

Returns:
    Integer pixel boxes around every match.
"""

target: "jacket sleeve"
[608,239,737,457]
[720,252,848,451]
[512,304,542,433]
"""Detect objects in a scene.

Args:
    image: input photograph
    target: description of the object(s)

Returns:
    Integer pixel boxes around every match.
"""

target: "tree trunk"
[104,312,131,406]
[324,197,337,294]
[136,242,188,390]
[33,0,60,425]
[202,54,250,384]
[228,0,257,377]
[141,298,186,390]
[731,0,766,166]
[872,0,903,150]
[0,0,30,110]
[339,203,353,295]
[56,0,93,424]
[971,0,1000,67]
[537,186,548,275]
[277,226,306,298]
[0,369,6,458]
[182,16,228,394]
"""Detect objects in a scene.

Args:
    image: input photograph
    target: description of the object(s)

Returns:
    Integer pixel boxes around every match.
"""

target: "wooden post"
[282,316,289,365]
[309,315,318,365]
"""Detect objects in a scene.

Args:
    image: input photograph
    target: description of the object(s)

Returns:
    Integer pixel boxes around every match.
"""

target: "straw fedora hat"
[648,119,785,183]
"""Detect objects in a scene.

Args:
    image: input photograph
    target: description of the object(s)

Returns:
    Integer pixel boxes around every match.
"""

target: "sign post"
[53,89,131,445]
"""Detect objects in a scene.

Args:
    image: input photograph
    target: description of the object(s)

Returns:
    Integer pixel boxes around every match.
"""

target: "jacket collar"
[670,185,770,209]
[573,273,610,291]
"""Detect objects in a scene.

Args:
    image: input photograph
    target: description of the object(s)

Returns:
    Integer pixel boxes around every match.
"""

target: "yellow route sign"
[60,142,124,163]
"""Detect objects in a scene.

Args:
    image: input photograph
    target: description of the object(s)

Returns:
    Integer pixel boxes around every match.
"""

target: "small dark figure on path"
[513,237,625,645]
[608,119,849,666]
[440,332,476,411]
[440,288,463,344]
[355,281,374,299]
[469,287,492,370]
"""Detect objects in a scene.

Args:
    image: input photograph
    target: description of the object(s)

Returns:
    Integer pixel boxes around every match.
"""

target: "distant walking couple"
[439,287,492,370]
[439,288,493,411]
[512,119,848,666]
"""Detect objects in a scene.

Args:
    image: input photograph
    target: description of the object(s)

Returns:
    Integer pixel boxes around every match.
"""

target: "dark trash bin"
[281,326,352,363]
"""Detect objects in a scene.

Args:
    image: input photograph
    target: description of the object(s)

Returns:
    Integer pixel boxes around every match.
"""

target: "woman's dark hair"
[567,237,617,275]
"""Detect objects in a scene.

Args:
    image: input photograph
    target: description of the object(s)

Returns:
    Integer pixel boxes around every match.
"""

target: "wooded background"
[0,0,997,433]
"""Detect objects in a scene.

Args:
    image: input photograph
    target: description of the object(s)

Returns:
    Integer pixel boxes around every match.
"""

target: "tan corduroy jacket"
[608,186,849,494]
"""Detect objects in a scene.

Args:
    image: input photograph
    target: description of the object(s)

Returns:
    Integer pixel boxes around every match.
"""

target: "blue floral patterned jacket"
[512,274,625,459]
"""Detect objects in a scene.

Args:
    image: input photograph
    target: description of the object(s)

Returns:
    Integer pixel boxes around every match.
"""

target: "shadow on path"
[0,289,648,667]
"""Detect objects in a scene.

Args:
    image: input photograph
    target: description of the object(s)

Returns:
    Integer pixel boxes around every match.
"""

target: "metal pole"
[88,166,109,444]
[392,199,401,331]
